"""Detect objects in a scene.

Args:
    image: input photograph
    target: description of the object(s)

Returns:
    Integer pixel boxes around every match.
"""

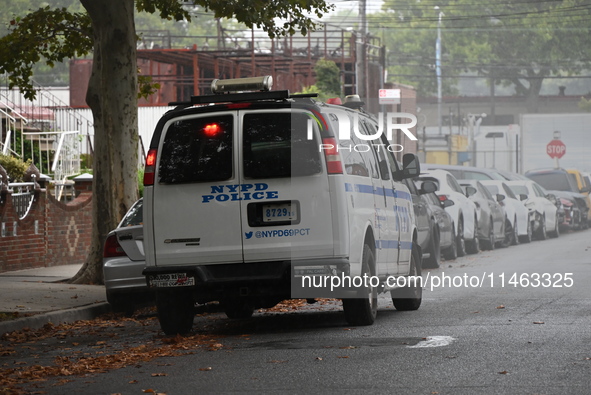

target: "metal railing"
[7,182,36,219]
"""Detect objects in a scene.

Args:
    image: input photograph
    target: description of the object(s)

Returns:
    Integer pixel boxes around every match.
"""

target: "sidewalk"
[0,264,110,334]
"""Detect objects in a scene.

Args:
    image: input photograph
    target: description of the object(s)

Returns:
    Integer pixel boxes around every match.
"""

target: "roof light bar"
[211,76,273,94]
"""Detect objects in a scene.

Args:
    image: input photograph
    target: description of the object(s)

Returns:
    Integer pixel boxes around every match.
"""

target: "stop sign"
[547,139,566,159]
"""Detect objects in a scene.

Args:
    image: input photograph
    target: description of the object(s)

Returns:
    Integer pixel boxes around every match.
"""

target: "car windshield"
[509,185,528,196]
[526,172,576,192]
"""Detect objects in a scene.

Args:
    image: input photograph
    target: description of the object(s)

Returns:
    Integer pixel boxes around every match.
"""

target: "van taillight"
[321,137,343,174]
[103,234,126,258]
[144,149,157,186]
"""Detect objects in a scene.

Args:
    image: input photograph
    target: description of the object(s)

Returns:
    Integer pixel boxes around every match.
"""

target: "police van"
[143,76,423,335]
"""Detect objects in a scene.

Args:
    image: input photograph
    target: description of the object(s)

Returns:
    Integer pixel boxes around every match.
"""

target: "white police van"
[143,76,423,335]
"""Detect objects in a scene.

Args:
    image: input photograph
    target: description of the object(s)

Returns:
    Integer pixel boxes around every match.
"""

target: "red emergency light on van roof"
[326,98,342,105]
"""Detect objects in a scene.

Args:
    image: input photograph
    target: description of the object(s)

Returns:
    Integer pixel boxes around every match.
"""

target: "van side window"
[158,115,234,184]
[341,137,370,177]
[242,112,322,179]
[364,121,390,180]
[358,120,380,179]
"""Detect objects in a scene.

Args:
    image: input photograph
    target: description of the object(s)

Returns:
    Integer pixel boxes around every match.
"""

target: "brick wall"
[0,186,93,273]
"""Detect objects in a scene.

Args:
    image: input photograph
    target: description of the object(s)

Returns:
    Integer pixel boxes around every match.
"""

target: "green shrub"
[0,154,30,182]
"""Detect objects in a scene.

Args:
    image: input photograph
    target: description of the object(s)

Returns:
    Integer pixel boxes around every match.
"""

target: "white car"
[505,180,560,240]
[416,169,478,258]
[480,180,532,244]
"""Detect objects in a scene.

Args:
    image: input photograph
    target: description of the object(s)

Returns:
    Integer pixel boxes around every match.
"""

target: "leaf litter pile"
[0,299,338,393]
[0,310,223,394]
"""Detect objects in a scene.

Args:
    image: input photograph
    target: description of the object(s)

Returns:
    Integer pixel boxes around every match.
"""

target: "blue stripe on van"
[375,240,413,250]
[343,183,412,202]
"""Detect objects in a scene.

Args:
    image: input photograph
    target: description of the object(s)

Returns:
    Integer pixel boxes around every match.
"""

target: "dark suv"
[525,168,588,229]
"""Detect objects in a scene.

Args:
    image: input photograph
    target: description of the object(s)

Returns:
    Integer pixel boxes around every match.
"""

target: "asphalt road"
[6,228,591,394]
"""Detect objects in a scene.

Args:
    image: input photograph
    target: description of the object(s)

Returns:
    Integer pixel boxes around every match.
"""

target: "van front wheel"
[342,244,377,326]
[156,290,195,336]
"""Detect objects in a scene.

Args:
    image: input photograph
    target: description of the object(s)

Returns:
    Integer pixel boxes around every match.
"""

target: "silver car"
[102,198,152,315]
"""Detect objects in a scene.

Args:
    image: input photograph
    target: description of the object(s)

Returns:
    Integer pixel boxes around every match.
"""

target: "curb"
[0,302,112,335]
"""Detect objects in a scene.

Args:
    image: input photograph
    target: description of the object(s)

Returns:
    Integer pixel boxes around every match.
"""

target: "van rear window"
[243,112,322,179]
[158,116,233,184]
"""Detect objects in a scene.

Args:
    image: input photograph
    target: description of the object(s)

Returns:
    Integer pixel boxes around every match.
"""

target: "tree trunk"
[524,73,545,114]
[70,0,139,284]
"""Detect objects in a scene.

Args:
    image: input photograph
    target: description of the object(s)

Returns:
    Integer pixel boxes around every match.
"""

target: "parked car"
[459,180,506,250]
[423,164,507,181]
[405,178,454,269]
[480,180,532,244]
[102,198,153,315]
[525,168,588,230]
[505,180,560,239]
[566,169,591,225]
[416,169,478,258]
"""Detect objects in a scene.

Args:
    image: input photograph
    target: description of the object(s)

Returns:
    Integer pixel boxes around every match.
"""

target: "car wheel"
[107,294,136,317]
[519,219,533,243]
[224,299,255,319]
[443,224,458,260]
[511,217,519,246]
[502,217,515,247]
[482,223,495,250]
[549,215,560,238]
[423,226,441,269]
[391,245,422,311]
[456,219,467,257]
[466,215,480,254]
[343,244,377,326]
[535,215,547,240]
[156,290,195,336]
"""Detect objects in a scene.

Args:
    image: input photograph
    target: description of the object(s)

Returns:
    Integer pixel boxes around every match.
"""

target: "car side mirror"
[519,194,528,201]
[581,186,591,193]
[400,153,420,179]
[465,186,477,197]
[441,198,454,208]
[546,194,557,205]
[420,180,438,195]
[496,194,505,202]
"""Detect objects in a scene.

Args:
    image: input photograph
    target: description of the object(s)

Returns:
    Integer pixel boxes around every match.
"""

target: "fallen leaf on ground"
[496,305,505,309]
[151,373,167,377]
[533,321,545,325]
[199,367,212,371]
[498,370,509,374]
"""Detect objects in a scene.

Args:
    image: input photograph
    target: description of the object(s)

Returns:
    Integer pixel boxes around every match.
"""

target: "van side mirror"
[400,153,420,179]
[465,186,477,197]
[420,180,438,195]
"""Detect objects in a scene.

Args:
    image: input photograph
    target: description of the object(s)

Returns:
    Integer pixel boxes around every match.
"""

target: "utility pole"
[435,6,443,135]
[358,0,368,101]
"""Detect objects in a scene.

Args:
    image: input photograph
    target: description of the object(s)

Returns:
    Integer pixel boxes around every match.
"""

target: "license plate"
[262,202,298,222]
[149,273,195,288]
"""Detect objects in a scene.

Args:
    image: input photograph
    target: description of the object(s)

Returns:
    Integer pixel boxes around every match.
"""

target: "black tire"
[423,226,441,269]
[548,215,560,238]
[502,217,514,248]
[466,215,480,254]
[391,246,423,311]
[224,299,255,319]
[511,217,519,246]
[343,244,377,326]
[443,224,458,260]
[108,295,135,317]
[156,291,195,336]
[456,218,467,257]
[519,219,533,243]
[481,223,495,250]
[535,215,547,240]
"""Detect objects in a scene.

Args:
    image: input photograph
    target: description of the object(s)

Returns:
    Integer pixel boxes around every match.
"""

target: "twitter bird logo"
[245,232,253,239]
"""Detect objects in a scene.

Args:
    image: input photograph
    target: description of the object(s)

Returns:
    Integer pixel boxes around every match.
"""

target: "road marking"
[407,336,456,348]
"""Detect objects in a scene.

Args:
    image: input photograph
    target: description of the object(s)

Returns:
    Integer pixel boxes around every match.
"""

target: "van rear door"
[151,112,244,266]
[239,109,334,262]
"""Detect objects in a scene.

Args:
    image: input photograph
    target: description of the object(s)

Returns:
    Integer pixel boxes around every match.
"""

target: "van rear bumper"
[143,258,350,303]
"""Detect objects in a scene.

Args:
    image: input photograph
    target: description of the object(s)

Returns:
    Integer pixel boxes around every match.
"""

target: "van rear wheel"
[156,290,195,336]
[391,246,422,311]
[342,244,377,326]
